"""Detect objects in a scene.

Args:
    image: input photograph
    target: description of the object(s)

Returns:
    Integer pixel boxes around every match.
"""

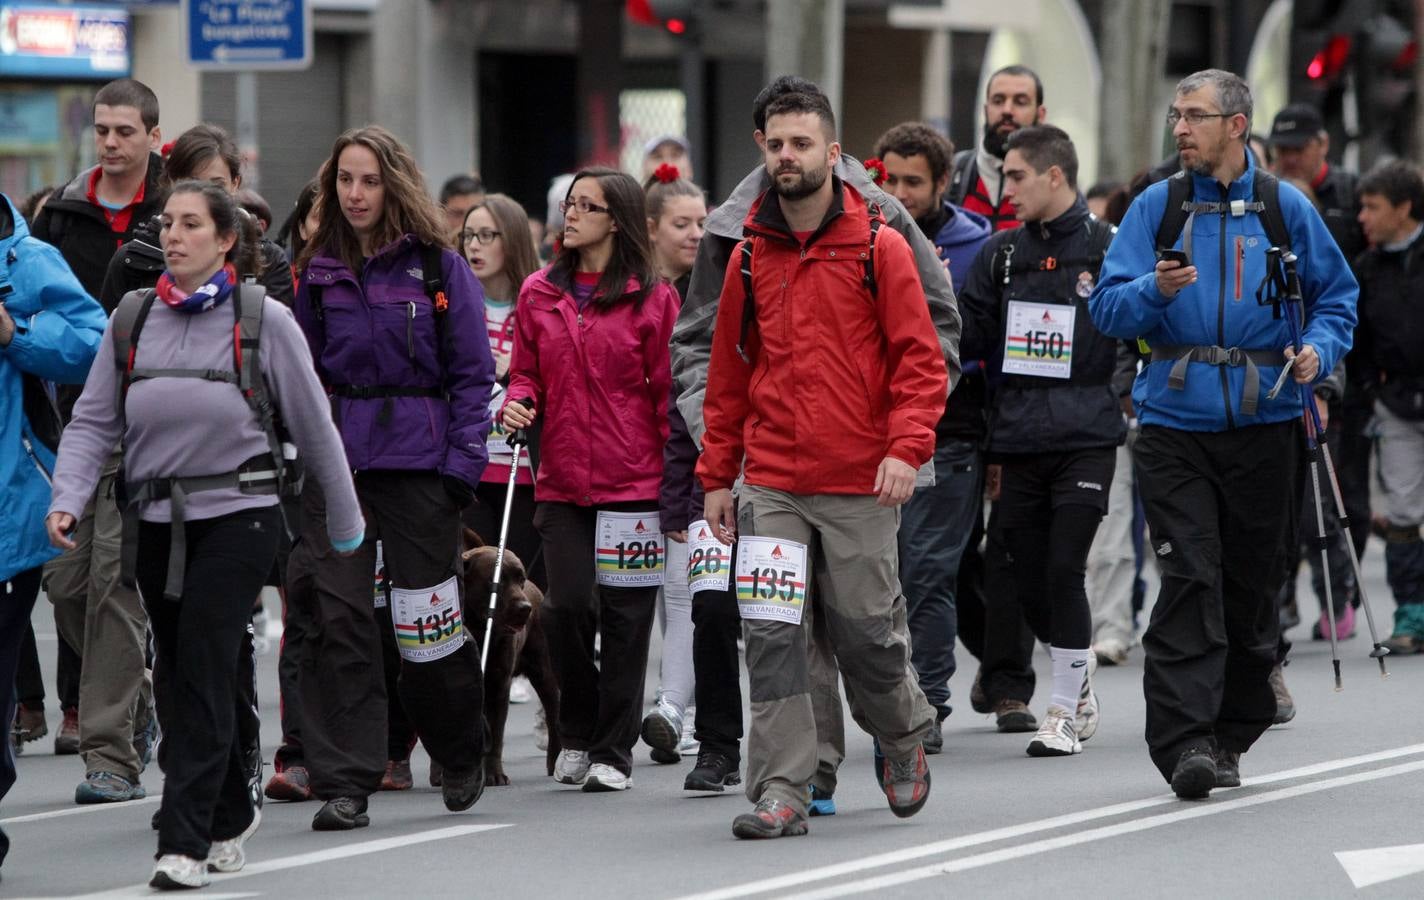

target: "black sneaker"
[684,751,741,792]
[924,718,945,756]
[1214,748,1241,788]
[245,744,265,810]
[1170,747,1217,800]
[312,796,370,831]
[650,747,680,765]
[440,766,486,812]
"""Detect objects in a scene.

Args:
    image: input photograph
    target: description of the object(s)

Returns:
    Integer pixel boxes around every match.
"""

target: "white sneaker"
[207,808,261,873]
[1093,638,1129,666]
[582,763,631,792]
[553,748,590,784]
[533,705,549,752]
[678,705,700,756]
[151,854,210,890]
[509,676,533,704]
[1026,706,1082,757]
[1076,655,1100,742]
[640,696,682,753]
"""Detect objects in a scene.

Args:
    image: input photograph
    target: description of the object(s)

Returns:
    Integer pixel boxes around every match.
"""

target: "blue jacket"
[0,195,106,582]
[1089,154,1358,431]
[932,202,992,294]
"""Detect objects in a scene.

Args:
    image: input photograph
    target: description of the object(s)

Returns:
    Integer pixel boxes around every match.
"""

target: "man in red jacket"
[700,91,948,839]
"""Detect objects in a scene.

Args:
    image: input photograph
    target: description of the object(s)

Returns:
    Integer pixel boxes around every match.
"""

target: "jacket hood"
[0,194,21,245]
[935,202,992,249]
[706,155,881,241]
[743,176,880,249]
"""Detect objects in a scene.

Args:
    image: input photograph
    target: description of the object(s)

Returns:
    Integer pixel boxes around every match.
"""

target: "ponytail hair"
[643,164,704,224]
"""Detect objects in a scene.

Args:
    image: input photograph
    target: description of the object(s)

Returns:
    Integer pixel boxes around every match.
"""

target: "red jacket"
[698,180,947,495]
[506,267,677,505]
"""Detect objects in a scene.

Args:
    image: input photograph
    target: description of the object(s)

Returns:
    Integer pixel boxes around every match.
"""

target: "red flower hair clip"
[160,140,176,159]
[863,157,888,186]
[654,163,681,184]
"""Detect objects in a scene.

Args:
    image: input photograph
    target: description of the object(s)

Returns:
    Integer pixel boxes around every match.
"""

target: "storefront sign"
[0,4,130,80]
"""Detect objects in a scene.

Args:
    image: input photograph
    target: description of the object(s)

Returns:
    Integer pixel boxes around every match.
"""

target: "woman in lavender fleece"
[45,181,363,890]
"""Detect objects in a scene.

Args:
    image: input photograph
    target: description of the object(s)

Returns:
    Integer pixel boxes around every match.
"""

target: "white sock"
[1049,646,1092,714]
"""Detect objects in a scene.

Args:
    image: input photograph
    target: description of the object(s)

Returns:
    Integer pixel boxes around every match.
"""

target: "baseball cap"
[1269,104,1325,147]
[643,134,691,157]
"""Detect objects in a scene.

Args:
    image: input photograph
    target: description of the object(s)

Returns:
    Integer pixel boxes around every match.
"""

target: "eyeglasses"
[559,198,611,216]
[1165,110,1237,127]
[461,228,501,246]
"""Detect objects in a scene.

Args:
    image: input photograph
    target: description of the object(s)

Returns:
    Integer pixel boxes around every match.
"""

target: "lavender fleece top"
[49,291,365,546]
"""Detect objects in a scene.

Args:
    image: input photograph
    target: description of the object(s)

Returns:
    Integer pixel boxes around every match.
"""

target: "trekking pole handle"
[508,398,534,448]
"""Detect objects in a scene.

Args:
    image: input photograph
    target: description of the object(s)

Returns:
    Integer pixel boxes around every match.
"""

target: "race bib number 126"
[596,511,665,587]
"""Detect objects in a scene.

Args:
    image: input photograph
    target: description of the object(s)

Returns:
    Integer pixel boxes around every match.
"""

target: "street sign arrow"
[1336,842,1424,889]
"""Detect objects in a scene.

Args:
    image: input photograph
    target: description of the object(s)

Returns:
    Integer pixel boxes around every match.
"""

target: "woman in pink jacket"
[503,168,678,793]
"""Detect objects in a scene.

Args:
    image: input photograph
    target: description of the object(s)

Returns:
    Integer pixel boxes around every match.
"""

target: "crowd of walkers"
[0,59,1419,887]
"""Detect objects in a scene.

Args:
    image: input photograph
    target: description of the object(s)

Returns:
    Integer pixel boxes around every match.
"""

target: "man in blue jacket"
[0,193,107,872]
[873,121,991,751]
[1090,69,1357,800]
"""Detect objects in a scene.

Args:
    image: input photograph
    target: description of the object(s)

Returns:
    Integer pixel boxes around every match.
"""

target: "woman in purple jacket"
[292,126,496,831]
[46,182,363,889]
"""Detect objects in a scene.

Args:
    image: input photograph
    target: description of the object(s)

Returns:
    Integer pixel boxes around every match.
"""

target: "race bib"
[687,519,732,595]
[390,575,466,663]
[374,541,387,609]
[595,511,665,586]
[1003,300,1075,379]
[735,536,808,624]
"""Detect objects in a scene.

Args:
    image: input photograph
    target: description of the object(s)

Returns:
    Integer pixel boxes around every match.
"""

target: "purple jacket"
[295,236,495,487]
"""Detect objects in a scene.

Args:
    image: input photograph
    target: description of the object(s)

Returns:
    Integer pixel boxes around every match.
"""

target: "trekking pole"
[482,399,532,671]
[1276,262,1390,678]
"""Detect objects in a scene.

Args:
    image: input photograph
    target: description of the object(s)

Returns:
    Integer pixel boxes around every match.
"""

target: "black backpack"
[1154,168,1292,260]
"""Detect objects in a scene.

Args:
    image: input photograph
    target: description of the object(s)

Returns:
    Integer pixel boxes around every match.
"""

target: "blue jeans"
[897,439,982,719]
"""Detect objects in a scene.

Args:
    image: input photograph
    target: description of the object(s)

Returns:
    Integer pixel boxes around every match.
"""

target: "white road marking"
[680,742,1424,900]
[63,823,512,898]
[1336,842,1424,889]
[789,760,1424,898]
[0,795,160,825]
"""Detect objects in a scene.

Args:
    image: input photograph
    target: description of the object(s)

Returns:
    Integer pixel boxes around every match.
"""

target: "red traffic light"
[1308,34,1353,80]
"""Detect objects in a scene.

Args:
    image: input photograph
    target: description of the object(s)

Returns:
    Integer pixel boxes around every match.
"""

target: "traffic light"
[626,0,696,36]
[1290,0,1352,105]
[1354,2,1417,157]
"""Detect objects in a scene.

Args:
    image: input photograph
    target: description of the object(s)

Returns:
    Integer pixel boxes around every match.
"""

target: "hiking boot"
[873,737,886,789]
[150,854,209,890]
[1170,747,1217,800]
[74,771,146,804]
[441,765,486,810]
[380,759,414,791]
[732,798,808,839]
[132,702,160,772]
[582,763,631,792]
[1026,706,1082,757]
[923,717,945,755]
[807,784,836,817]
[312,796,369,831]
[1093,638,1129,666]
[640,697,682,756]
[553,749,591,785]
[1270,664,1296,724]
[207,809,260,873]
[1314,603,1356,641]
[1383,632,1424,655]
[54,707,79,755]
[13,705,46,747]
[882,746,931,818]
[994,699,1037,733]
[650,746,680,764]
[1214,748,1242,788]
[969,668,990,714]
[1384,605,1424,654]
[265,766,312,802]
[684,751,740,792]
[1076,656,1100,742]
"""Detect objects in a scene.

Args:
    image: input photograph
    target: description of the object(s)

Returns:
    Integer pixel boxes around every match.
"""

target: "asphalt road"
[2,538,1420,899]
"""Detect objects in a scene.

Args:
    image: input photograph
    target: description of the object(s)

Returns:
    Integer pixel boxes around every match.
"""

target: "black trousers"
[274,535,313,773]
[138,507,278,860]
[56,629,80,711]
[296,472,484,799]
[15,620,44,708]
[0,567,43,869]
[1135,422,1301,781]
[978,505,1038,705]
[534,501,659,777]
[466,482,546,591]
[692,581,743,761]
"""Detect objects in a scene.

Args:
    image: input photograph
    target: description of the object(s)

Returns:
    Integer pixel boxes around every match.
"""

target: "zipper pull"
[406,302,415,359]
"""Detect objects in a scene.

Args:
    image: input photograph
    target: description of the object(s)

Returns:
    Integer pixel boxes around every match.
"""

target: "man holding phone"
[1090,70,1357,800]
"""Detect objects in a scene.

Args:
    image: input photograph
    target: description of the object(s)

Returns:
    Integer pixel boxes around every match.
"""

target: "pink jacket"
[505,267,677,505]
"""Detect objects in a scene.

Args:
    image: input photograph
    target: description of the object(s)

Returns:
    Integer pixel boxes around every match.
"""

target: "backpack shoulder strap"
[1155,170,1194,252]
[736,236,756,363]
[863,205,883,299]
[1253,169,1292,252]
[947,149,976,206]
[112,289,158,408]
[231,285,288,483]
[421,242,449,313]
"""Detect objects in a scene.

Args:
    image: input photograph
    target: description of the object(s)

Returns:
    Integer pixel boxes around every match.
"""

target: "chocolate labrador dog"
[461,529,561,785]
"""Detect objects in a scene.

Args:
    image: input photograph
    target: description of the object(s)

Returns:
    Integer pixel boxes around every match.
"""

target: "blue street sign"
[183,0,311,70]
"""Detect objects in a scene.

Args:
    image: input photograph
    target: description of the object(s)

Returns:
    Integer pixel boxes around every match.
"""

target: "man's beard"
[982,122,1017,159]
[772,162,829,200]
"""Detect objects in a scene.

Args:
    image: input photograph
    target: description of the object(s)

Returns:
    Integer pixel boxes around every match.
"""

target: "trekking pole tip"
[1333,661,1343,692]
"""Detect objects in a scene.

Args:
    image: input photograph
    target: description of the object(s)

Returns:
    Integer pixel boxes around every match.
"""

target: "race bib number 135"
[391,575,465,663]
[735,536,807,624]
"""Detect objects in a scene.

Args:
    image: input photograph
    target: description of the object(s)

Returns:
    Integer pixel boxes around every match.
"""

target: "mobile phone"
[1157,249,1192,268]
